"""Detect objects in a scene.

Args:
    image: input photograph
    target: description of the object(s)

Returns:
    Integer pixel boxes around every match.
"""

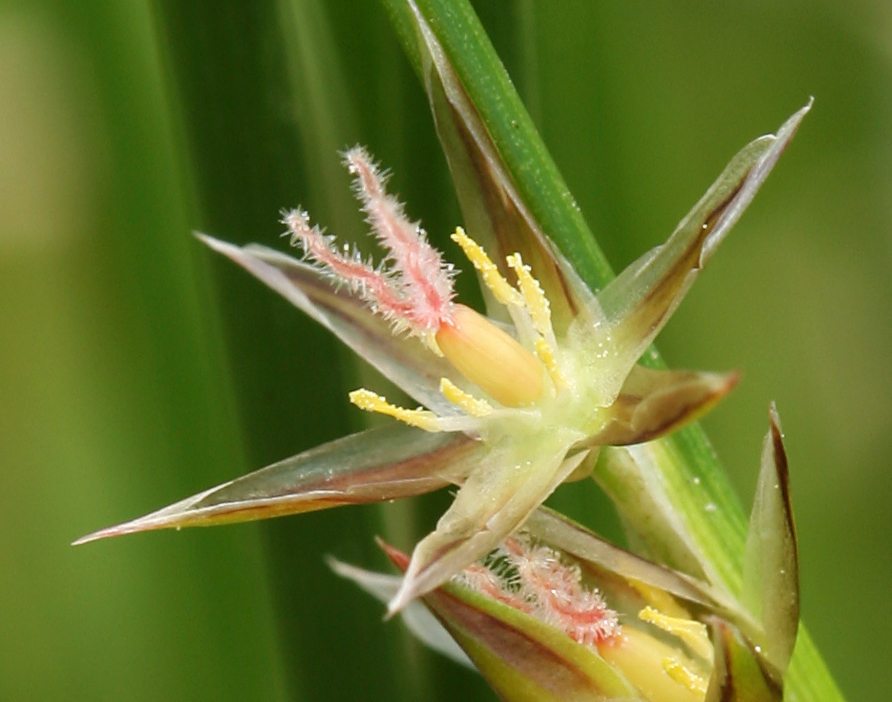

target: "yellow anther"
[629,579,691,620]
[664,659,708,695]
[349,389,442,432]
[535,337,566,391]
[506,253,552,337]
[639,607,712,661]
[451,228,523,307]
[439,378,493,417]
[598,627,702,702]
[436,304,544,407]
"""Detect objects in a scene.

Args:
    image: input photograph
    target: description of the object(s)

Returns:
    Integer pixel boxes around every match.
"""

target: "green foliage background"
[1,1,888,700]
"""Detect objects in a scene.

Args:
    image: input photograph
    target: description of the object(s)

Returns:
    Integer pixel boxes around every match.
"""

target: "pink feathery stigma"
[343,147,455,332]
[460,537,620,648]
[503,537,620,647]
[462,562,536,615]
[283,209,418,325]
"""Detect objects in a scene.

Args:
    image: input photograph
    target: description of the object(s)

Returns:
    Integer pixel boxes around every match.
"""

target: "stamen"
[506,253,553,339]
[439,378,493,417]
[628,580,691,620]
[664,659,709,695]
[599,627,704,702]
[639,607,712,661]
[348,389,442,432]
[451,228,524,307]
[535,337,566,392]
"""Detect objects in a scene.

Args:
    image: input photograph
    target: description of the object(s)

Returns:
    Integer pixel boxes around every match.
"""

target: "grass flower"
[75,107,808,619]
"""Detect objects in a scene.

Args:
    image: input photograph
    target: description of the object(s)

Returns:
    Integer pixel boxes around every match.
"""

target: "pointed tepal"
[73,425,478,544]
[741,403,800,680]
[706,617,783,702]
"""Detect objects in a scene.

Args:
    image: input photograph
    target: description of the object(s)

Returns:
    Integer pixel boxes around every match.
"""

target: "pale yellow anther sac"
[506,253,552,339]
[639,606,712,662]
[534,337,566,391]
[663,659,708,696]
[438,378,493,417]
[348,389,442,432]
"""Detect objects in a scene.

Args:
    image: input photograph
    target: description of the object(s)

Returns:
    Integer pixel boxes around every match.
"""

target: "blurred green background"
[1,1,888,700]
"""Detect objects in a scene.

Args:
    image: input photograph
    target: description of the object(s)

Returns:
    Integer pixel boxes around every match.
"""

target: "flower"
[333,406,799,701]
[74,106,809,617]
